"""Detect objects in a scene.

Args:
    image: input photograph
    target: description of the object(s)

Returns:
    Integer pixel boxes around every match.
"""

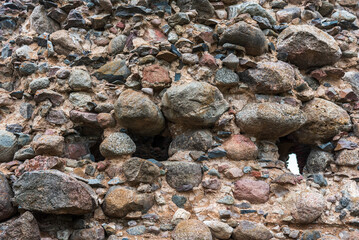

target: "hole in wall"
[287,153,300,175]
[131,134,172,161]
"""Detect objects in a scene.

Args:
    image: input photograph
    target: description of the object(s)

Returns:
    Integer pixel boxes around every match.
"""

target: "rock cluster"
[0,0,359,239]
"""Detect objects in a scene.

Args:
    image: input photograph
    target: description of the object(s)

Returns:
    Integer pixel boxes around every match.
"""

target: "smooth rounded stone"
[233,179,270,203]
[69,69,92,91]
[276,7,301,23]
[102,186,154,218]
[30,5,60,34]
[0,211,41,240]
[319,1,334,17]
[108,34,127,55]
[31,135,64,156]
[99,132,136,158]
[335,149,359,166]
[20,62,37,75]
[232,221,273,240]
[172,219,212,240]
[93,59,130,83]
[70,226,105,240]
[192,0,215,18]
[228,3,276,24]
[29,77,50,93]
[219,22,267,56]
[123,157,160,184]
[293,98,351,144]
[331,10,357,22]
[293,191,325,223]
[168,130,212,156]
[69,92,92,108]
[115,89,165,136]
[0,173,16,221]
[13,170,97,215]
[142,64,171,89]
[162,81,229,127]
[304,149,333,173]
[204,221,233,240]
[239,61,296,94]
[236,103,306,140]
[221,134,258,160]
[164,161,203,192]
[127,225,146,236]
[277,25,342,69]
[215,68,239,87]
[14,147,35,161]
[0,130,17,162]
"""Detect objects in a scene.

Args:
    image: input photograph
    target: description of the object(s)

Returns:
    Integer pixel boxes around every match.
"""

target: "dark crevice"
[131,134,172,161]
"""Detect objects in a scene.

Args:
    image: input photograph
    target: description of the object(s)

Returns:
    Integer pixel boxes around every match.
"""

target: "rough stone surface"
[293,191,326,223]
[142,64,171,89]
[0,130,17,162]
[172,219,213,240]
[0,173,15,221]
[233,179,270,203]
[204,220,233,239]
[99,132,136,158]
[31,135,65,156]
[30,6,60,34]
[122,157,160,184]
[233,220,273,240]
[69,69,92,91]
[168,130,212,156]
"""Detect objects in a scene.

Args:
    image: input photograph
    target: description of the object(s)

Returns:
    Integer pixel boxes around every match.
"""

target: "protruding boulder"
[293,191,325,223]
[221,134,258,160]
[30,6,60,34]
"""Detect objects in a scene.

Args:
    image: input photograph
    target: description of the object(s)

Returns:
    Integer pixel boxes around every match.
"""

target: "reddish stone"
[142,64,171,89]
[97,113,116,128]
[221,135,258,160]
[218,164,229,173]
[199,52,218,69]
[65,143,88,159]
[272,173,302,185]
[116,21,125,29]
[34,89,64,106]
[251,171,262,178]
[70,110,99,126]
[233,178,270,203]
[144,29,167,42]
[339,88,358,102]
[224,167,243,179]
[202,178,221,191]
[97,160,110,171]
[109,27,117,34]
[15,155,66,176]
[198,32,216,44]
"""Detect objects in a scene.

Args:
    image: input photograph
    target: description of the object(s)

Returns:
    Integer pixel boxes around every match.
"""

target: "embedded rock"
[31,134,65,156]
[172,219,212,240]
[142,64,171,89]
[293,191,325,223]
[168,130,213,156]
[0,173,16,221]
[233,221,273,240]
[30,6,60,34]
[221,134,258,160]
[0,130,17,162]
[233,179,270,203]
[99,132,136,158]
[122,157,160,184]
[204,220,233,239]
[69,69,92,91]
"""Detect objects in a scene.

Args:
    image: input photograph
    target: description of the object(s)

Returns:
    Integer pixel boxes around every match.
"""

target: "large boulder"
[239,61,296,94]
[13,170,97,215]
[99,132,136,158]
[233,221,273,240]
[161,82,229,127]
[233,178,270,203]
[277,25,342,69]
[0,130,17,162]
[0,173,16,221]
[168,130,213,156]
[30,6,60,34]
[236,103,306,140]
[219,22,267,56]
[102,186,154,218]
[115,90,165,136]
[293,191,325,223]
[122,157,160,184]
[172,219,213,240]
[164,161,203,192]
[293,98,351,144]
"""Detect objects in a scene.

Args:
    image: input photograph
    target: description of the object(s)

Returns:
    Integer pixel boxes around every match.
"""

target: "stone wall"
[0,0,359,239]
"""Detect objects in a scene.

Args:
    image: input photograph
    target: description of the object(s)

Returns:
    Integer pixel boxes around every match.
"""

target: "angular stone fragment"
[93,60,130,83]
[0,173,15,221]
[50,30,81,55]
[162,81,229,127]
[70,226,105,240]
[0,130,17,162]
[122,157,160,184]
[192,0,215,18]
[100,132,136,158]
[221,134,258,160]
[204,220,233,239]
[228,3,276,24]
[233,221,273,240]
[13,170,97,215]
[293,98,351,144]
[219,22,267,56]
[142,64,171,89]
[30,6,60,34]
[102,186,154,218]
[172,220,212,240]
[215,68,239,87]
[164,161,203,192]
[236,103,306,140]
[115,90,165,136]
[69,69,92,91]
[293,191,325,223]
[277,25,342,69]
[233,179,270,203]
[31,134,64,156]
[304,149,333,173]
[168,130,212,156]
[335,149,359,166]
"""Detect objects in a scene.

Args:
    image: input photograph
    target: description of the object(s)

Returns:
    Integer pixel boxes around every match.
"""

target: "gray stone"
[304,149,333,173]
[182,53,199,65]
[168,12,190,27]
[276,7,301,23]
[99,132,136,158]
[335,149,359,166]
[173,219,212,240]
[70,226,105,240]
[233,221,272,240]
[168,130,213,156]
[0,130,17,162]
[343,72,359,95]
[236,103,306,140]
[127,225,146,236]
[219,22,267,56]
[162,81,229,127]
[192,0,215,18]
[215,68,239,87]
[30,6,60,34]
[13,147,35,161]
[277,25,342,69]
[0,173,15,221]
[123,157,160,184]
[29,77,50,94]
[108,35,127,55]
[222,53,239,70]
[204,221,233,239]
[228,3,276,25]
[69,92,92,108]
[13,170,97,215]
[293,191,325,223]
[164,161,203,192]
[115,89,165,136]
[69,69,92,91]
[93,59,131,83]
[331,10,357,22]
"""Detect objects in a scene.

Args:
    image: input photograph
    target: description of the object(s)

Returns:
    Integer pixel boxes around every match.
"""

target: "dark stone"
[172,195,187,208]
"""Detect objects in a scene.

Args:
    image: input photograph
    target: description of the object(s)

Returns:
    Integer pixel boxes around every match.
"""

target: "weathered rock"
[142,64,171,89]
[162,81,228,127]
[0,211,41,240]
[239,61,296,94]
[172,219,212,240]
[46,109,68,125]
[0,130,17,162]
[30,6,60,34]
[233,221,273,240]
[335,149,359,166]
[221,134,258,160]
[168,12,190,27]
[108,35,127,55]
[164,161,203,192]
[304,149,334,173]
[69,69,92,91]
[192,0,215,18]
[276,7,301,23]
[31,134,64,156]
[204,220,233,239]
[69,92,92,108]
[219,22,267,56]
[13,170,97,215]
[115,89,165,136]
[50,30,81,55]
[277,25,342,69]
[0,173,15,221]
[236,103,306,139]
[70,226,105,240]
[168,130,212,156]
[99,132,136,158]
[93,60,131,83]
[233,179,270,203]
[15,155,66,176]
[29,77,50,93]
[293,98,351,144]
[343,72,359,95]
[122,157,160,184]
[102,186,154,218]
[215,68,239,87]
[293,191,325,223]
[228,3,276,24]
